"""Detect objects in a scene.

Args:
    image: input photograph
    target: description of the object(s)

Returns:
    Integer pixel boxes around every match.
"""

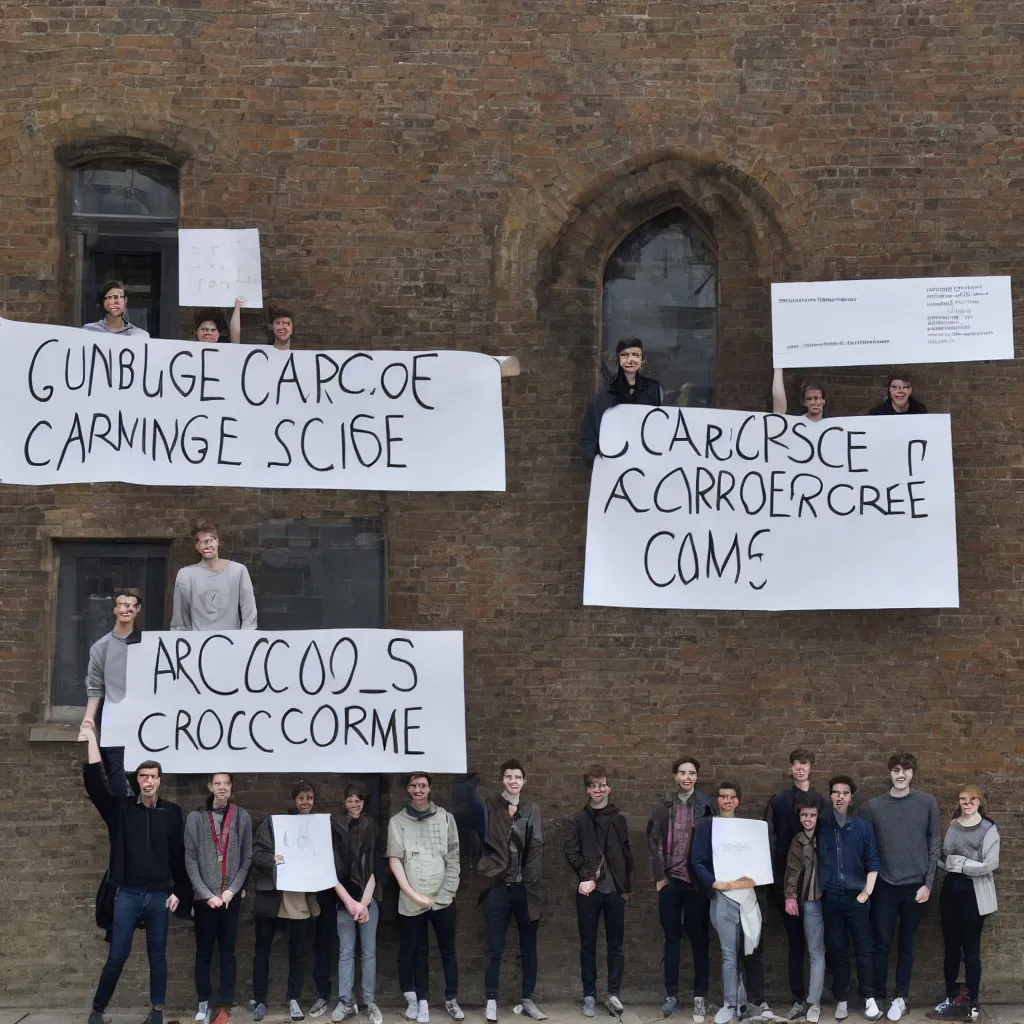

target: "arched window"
[602,209,718,407]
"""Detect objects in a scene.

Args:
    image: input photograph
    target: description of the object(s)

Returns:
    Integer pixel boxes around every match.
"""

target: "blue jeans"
[337,899,379,1005]
[870,879,924,1000]
[709,892,764,1009]
[822,889,874,1002]
[93,887,169,1011]
[801,900,826,1006]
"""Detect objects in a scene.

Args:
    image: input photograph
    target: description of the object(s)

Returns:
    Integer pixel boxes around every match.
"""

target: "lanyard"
[208,804,236,891]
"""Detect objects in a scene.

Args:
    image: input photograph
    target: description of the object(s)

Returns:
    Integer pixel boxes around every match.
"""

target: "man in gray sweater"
[859,753,941,1023]
[171,521,258,631]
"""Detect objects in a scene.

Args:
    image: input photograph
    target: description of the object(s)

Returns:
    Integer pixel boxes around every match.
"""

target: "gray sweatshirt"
[860,789,941,888]
[81,319,150,337]
[171,561,258,631]
[184,803,253,901]
[85,630,133,702]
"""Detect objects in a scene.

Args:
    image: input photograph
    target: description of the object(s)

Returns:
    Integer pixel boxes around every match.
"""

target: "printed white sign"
[771,276,1014,368]
[179,228,263,308]
[272,814,339,892]
[0,319,505,491]
[583,406,958,611]
[712,818,773,887]
[103,629,467,774]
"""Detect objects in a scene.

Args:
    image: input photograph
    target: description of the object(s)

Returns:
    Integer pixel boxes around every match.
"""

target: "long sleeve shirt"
[84,629,141,702]
[171,560,257,631]
[859,790,941,888]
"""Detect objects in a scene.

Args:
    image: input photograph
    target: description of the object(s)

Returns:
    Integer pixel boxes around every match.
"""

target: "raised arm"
[80,722,118,827]
[229,297,245,344]
[772,368,788,414]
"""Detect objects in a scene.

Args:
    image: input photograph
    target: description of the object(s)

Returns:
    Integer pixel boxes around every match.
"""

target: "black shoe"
[145,1010,164,1024]
[89,1012,105,1024]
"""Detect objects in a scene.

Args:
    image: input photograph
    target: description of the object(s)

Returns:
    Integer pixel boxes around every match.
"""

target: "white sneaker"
[834,1003,847,1022]
[365,1006,383,1024]
[486,1001,498,1023]
[806,1008,820,1024]
[196,1004,210,1023]
[885,999,905,1022]
[445,1001,465,1022]
[290,1001,305,1022]
[693,998,706,1024]
[606,996,624,1017]
[714,1008,737,1024]
[404,994,419,1022]
[864,999,882,1022]
[417,1001,430,1024]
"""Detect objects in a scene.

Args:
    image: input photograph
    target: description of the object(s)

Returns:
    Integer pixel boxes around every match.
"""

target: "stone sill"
[29,723,80,743]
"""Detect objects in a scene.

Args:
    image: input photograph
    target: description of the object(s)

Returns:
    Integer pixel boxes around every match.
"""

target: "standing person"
[691,782,775,1024]
[268,308,296,351]
[80,721,186,1024]
[860,754,941,1022]
[783,796,827,1024]
[82,280,151,336]
[185,773,254,1024]
[386,772,463,1024]
[250,782,323,1023]
[868,373,928,415]
[927,786,999,1022]
[771,371,826,422]
[579,338,664,466]
[478,759,546,1023]
[80,587,144,798]
[563,764,634,1018]
[765,749,830,1021]
[330,781,383,1024]
[817,776,882,1023]
[171,521,258,631]
[192,298,243,344]
[646,756,713,1023]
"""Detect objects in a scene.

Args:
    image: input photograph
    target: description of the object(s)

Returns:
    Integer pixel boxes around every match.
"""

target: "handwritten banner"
[102,629,467,774]
[771,276,1014,368]
[179,228,263,307]
[0,319,505,491]
[273,814,340,892]
[583,407,958,611]
[712,818,773,886]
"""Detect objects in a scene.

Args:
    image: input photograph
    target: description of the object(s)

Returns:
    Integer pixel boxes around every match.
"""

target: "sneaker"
[197,1004,211,1023]
[864,1000,882,1022]
[583,998,596,1018]
[662,996,678,1019]
[405,995,420,1022]
[417,1001,430,1024]
[606,996,624,1017]
[968,1008,980,1023]
[834,1004,847,1022]
[291,1001,305,1022]
[365,1006,384,1024]
[885,999,906,1023]
[714,1008,737,1024]
[786,1005,808,1022]
[252,1005,267,1023]
[806,1009,819,1024]
[756,1004,775,1022]
[925,1003,960,1021]
[519,1002,547,1022]
[445,1001,465,1022]
[693,997,706,1024]
[332,1004,356,1023]
[311,1000,330,1019]
[89,1012,105,1024]
[212,1011,231,1024]
[486,1002,498,1024]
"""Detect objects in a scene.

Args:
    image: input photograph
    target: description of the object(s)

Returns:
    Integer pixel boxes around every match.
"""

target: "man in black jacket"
[81,721,187,1024]
[868,373,928,415]
[579,338,664,466]
[564,764,634,1018]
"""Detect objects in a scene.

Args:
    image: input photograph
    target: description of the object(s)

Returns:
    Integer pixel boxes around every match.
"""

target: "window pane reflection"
[72,163,179,219]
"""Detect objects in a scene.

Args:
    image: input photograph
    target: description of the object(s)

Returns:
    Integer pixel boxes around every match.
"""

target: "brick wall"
[2,0,1024,1009]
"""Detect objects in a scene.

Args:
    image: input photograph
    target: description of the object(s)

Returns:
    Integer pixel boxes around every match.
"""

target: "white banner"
[103,629,467,774]
[179,228,263,307]
[771,276,1014,368]
[272,814,339,892]
[583,406,958,611]
[0,319,505,491]
[712,818,773,886]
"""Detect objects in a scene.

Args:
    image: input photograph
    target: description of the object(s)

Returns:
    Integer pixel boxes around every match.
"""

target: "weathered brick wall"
[2,0,1024,1008]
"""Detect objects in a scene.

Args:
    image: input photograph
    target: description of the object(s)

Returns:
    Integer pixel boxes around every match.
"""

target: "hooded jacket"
[646,789,714,882]
[579,370,664,466]
[564,803,633,895]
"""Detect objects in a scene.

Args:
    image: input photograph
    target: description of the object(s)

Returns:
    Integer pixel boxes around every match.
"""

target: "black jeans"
[314,892,338,1000]
[870,879,923,1000]
[658,877,710,998]
[940,875,985,1003]
[397,903,459,1001]
[576,889,626,997]
[194,898,241,1007]
[484,883,538,1000]
[777,893,808,1002]
[253,916,312,1004]
[822,889,874,1002]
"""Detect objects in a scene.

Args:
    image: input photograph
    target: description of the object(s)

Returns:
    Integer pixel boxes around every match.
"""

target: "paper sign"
[771,276,1014,368]
[712,818,773,887]
[179,228,263,308]
[272,814,339,892]
[583,405,958,611]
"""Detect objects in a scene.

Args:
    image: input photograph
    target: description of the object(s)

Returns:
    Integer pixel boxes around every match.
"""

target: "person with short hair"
[563,764,634,1018]
[193,299,244,344]
[478,758,546,1023]
[646,756,713,1023]
[772,371,826,421]
[82,280,151,336]
[579,338,664,466]
[268,307,296,351]
[868,373,928,415]
[171,521,258,631]
[185,773,254,1024]
[387,772,462,1024]
[859,753,941,1022]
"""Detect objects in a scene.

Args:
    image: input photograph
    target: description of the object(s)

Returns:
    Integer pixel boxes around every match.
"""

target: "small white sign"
[272,814,339,892]
[179,228,263,308]
[712,818,773,887]
[771,276,1014,368]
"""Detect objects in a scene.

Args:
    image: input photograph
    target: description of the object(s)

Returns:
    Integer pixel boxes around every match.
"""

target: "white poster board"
[179,228,263,308]
[103,629,467,774]
[0,319,505,491]
[771,276,1014,368]
[583,406,958,611]
[272,814,339,892]
[712,818,773,887]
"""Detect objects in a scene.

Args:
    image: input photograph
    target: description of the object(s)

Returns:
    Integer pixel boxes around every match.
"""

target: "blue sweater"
[817,812,880,893]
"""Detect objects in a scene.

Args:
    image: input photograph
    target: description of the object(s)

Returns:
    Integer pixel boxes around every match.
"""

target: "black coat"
[579,370,664,466]
[564,804,634,894]
[868,396,928,415]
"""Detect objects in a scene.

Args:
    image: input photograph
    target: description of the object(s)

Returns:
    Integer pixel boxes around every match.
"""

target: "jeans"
[337,900,379,1005]
[253,917,312,1003]
[801,900,826,1006]
[658,877,711,998]
[93,887,169,1011]
[314,892,338,1000]
[778,895,808,1002]
[822,889,874,1002]
[101,746,132,798]
[870,879,924,1000]
[576,889,626,997]
[484,883,538,1000]
[940,874,985,1003]
[194,898,241,1007]
[397,904,458,1001]
[710,892,764,1010]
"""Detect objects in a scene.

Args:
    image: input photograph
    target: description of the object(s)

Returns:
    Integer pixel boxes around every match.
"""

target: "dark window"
[602,209,719,407]
[52,541,170,707]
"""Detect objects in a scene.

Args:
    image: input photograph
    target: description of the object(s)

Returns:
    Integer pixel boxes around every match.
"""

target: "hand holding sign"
[179,229,263,308]
[272,814,338,892]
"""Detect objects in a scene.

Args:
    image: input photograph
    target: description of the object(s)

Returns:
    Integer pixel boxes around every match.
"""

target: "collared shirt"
[666,795,695,882]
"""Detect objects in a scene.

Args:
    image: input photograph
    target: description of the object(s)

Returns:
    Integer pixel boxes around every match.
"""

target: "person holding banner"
[82,279,150,337]
[193,298,244,345]
[171,521,258,631]
[185,773,254,1024]
[771,369,825,421]
[868,373,928,416]
[387,772,463,1024]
